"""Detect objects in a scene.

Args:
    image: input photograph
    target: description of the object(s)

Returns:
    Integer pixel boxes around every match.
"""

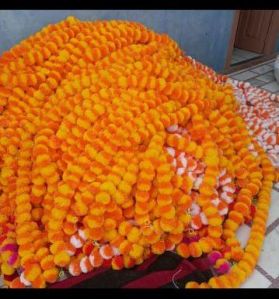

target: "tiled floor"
[231,47,262,66]
[229,58,279,94]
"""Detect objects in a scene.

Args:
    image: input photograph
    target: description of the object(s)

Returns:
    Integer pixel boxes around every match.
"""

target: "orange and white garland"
[229,78,279,169]
[0,16,278,288]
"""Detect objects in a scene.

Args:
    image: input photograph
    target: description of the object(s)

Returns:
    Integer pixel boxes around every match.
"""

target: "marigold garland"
[0,16,278,288]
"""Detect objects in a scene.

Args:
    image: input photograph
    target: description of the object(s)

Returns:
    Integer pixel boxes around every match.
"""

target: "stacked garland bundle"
[0,17,278,288]
[229,79,279,169]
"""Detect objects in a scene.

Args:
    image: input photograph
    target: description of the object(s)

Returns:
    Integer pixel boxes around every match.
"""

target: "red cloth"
[50,252,213,288]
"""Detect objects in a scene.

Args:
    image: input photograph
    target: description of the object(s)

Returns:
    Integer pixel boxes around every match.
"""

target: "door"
[235,10,273,54]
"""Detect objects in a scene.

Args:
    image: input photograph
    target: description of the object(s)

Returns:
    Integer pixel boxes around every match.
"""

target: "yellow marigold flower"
[96,192,111,205]
[129,244,144,259]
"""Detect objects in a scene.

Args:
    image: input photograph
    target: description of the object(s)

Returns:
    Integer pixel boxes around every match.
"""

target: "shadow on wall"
[0,10,235,72]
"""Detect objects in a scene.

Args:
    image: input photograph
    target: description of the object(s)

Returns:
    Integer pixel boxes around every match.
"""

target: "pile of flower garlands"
[229,79,279,169]
[0,16,278,288]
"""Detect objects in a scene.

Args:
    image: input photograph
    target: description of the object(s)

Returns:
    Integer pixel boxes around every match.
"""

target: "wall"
[0,10,235,72]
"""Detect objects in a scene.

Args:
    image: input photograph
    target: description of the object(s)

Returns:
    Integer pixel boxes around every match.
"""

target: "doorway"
[225,10,279,72]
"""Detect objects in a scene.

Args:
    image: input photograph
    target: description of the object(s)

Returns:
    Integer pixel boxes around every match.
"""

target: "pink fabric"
[123,260,195,288]
[51,267,107,288]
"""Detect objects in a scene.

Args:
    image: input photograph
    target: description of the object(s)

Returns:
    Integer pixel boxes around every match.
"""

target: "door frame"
[224,10,240,70]
[224,10,279,71]
[263,10,279,55]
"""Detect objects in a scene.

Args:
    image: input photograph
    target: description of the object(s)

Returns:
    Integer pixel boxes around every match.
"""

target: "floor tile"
[258,227,279,279]
[241,269,271,288]
[236,224,251,248]
[244,54,261,60]
[228,59,276,77]
[256,71,276,83]
[247,78,266,87]
[261,81,279,93]
[231,60,240,65]
[231,56,246,65]
[233,48,245,57]
[269,283,279,288]
[266,190,279,227]
[232,52,244,60]
[234,48,260,59]
[268,61,276,67]
[231,71,257,81]
[251,64,273,75]
[231,51,248,65]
